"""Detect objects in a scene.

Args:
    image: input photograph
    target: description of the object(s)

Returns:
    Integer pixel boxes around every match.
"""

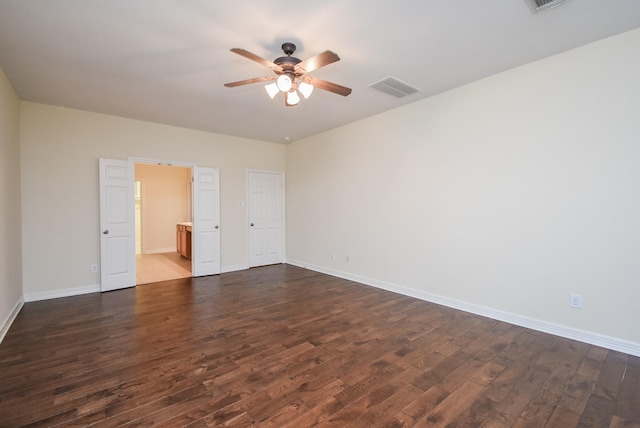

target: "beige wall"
[135,164,191,253]
[8,28,640,355]
[286,29,640,352]
[0,65,23,339]
[20,103,285,297]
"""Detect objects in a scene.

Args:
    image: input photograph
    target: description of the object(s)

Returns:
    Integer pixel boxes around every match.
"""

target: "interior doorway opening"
[134,163,193,284]
[100,158,221,292]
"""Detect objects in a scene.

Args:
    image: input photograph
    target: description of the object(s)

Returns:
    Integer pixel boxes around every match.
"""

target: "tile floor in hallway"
[135,251,192,284]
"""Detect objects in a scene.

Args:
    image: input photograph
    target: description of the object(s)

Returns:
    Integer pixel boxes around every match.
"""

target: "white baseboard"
[0,296,24,344]
[286,258,640,358]
[20,265,249,303]
[24,284,101,302]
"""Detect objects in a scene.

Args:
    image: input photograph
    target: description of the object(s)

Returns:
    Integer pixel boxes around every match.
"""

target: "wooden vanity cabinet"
[176,223,192,260]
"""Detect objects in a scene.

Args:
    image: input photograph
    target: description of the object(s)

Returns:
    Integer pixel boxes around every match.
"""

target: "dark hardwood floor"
[1,265,638,427]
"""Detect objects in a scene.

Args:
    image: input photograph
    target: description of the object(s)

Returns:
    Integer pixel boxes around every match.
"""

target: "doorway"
[99,158,221,292]
[135,163,192,284]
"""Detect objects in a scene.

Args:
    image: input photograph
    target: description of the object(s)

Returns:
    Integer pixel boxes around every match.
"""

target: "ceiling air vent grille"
[526,0,570,13]
[368,76,421,98]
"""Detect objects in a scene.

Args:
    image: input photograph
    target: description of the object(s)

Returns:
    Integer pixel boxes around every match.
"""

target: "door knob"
[250,223,254,227]
[215,225,219,229]
[103,230,109,235]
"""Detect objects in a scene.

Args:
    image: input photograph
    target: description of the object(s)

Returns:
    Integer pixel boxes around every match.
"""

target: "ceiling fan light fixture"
[286,90,300,106]
[225,42,351,107]
[298,81,314,99]
[276,74,292,92]
[265,82,279,99]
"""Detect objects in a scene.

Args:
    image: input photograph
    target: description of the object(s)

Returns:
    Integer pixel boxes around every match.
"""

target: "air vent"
[368,76,421,98]
[526,0,569,13]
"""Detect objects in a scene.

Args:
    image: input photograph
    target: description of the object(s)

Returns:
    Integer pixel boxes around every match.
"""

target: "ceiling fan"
[224,42,352,106]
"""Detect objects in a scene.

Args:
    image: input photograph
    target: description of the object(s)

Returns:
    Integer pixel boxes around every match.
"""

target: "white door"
[249,171,284,267]
[99,158,136,291]
[192,167,221,276]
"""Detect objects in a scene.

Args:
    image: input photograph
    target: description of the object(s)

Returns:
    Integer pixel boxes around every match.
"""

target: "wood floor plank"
[0,264,638,427]
[417,380,486,426]
[613,360,640,423]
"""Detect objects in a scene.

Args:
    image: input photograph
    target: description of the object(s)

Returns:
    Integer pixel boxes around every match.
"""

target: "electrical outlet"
[221,251,226,258]
[570,293,582,309]
[91,263,98,273]
[346,255,350,263]
[331,252,336,261]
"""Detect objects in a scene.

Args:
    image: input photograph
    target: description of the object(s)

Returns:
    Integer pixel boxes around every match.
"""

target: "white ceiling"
[1,0,639,143]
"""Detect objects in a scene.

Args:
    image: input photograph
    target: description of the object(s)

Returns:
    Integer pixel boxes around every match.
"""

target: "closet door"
[249,171,284,267]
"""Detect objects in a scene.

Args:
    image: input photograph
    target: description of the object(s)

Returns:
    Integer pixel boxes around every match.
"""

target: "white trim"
[22,266,246,304]
[0,296,24,344]
[128,157,197,168]
[286,258,640,358]
[24,284,101,302]
[246,168,284,175]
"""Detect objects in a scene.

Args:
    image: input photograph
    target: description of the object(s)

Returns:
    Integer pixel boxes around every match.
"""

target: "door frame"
[100,157,222,290]
[130,157,196,270]
[246,169,286,268]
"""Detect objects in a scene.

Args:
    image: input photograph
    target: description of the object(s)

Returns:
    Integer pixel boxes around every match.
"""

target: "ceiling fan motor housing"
[274,43,301,74]
[274,56,301,67]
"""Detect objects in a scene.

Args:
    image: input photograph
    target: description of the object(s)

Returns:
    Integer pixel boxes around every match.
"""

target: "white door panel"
[249,171,284,267]
[99,158,136,292]
[192,167,221,276]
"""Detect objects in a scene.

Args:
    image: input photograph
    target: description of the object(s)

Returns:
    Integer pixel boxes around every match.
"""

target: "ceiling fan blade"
[306,77,352,96]
[295,51,340,74]
[230,48,282,72]
[224,75,275,87]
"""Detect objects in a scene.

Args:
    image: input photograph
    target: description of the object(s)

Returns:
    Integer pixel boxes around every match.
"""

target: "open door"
[192,167,221,277]
[99,158,136,291]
